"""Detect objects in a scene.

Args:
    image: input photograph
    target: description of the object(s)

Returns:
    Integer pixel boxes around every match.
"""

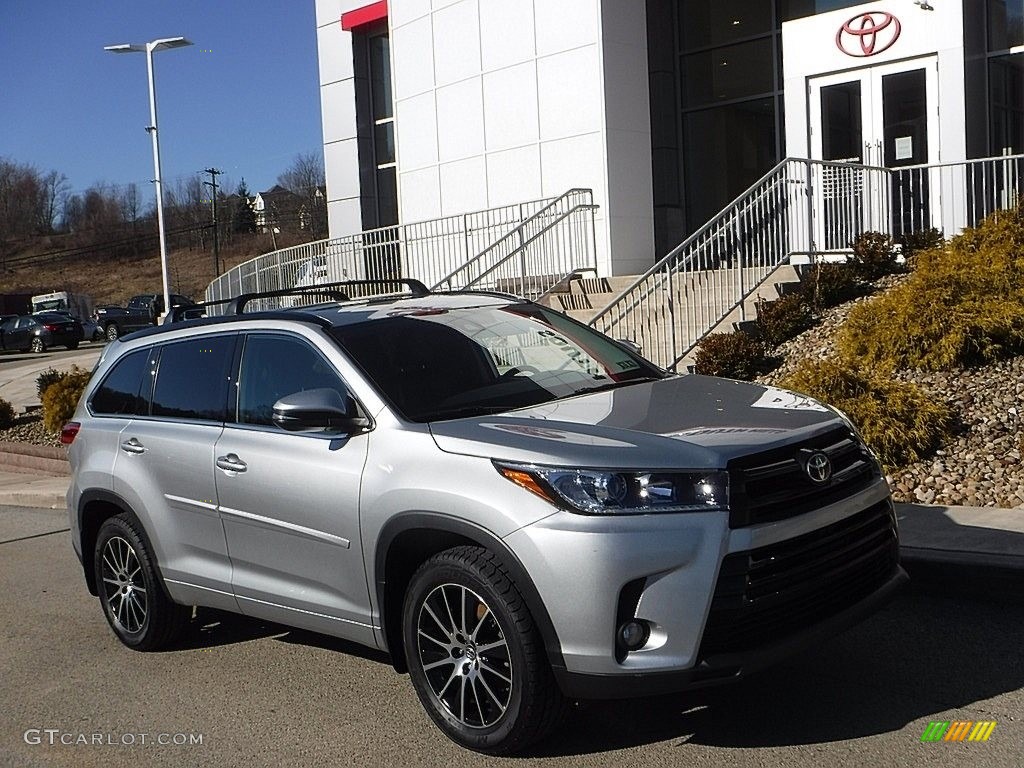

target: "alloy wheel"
[30,338,44,353]
[416,583,513,729]
[100,535,148,634]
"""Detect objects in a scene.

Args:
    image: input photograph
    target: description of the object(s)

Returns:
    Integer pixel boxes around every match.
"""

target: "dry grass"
[0,231,312,305]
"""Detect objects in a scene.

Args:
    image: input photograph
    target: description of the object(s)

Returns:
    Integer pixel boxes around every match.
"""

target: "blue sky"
[1,0,324,203]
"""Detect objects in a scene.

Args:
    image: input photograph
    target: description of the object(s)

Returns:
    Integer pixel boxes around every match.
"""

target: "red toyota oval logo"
[836,11,901,57]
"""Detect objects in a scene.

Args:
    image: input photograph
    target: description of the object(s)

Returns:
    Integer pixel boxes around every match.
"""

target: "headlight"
[496,463,729,515]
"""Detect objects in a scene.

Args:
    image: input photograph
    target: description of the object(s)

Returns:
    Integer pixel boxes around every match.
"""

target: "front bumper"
[504,479,900,697]
[554,564,907,699]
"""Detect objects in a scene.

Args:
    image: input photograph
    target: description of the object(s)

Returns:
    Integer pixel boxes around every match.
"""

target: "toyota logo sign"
[836,11,901,58]
[805,451,833,485]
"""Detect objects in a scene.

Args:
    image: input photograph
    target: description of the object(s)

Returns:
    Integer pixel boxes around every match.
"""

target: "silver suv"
[65,281,906,754]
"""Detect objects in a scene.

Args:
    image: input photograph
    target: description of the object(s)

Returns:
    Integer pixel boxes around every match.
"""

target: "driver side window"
[235,334,350,427]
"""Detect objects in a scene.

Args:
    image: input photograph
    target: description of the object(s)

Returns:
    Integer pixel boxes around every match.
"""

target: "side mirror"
[272,388,370,434]
[617,338,642,355]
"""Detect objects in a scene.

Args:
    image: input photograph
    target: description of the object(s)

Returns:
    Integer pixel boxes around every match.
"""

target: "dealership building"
[312,0,1022,277]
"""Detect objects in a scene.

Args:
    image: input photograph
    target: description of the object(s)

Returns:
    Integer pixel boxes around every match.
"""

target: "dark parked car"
[0,312,83,353]
[95,294,195,340]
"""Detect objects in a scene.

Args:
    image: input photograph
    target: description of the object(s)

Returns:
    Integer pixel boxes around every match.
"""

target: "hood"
[428,375,847,469]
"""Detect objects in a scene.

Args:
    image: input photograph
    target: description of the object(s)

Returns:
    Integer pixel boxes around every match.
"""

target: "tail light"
[60,422,80,445]
[43,324,59,332]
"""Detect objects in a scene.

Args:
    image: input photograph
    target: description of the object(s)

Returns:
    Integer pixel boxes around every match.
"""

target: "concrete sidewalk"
[0,347,102,413]
[0,466,1020,579]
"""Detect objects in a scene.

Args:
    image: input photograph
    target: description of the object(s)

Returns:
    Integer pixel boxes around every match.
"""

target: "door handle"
[120,438,146,455]
[216,454,247,473]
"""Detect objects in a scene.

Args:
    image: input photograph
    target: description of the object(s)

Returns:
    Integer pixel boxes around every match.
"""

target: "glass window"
[376,166,399,226]
[369,34,393,121]
[990,53,1024,154]
[151,336,234,422]
[374,122,395,165]
[682,38,775,108]
[989,0,1024,50]
[821,81,863,161]
[778,0,868,23]
[91,349,149,416]
[680,0,773,51]
[683,98,777,231]
[236,335,349,427]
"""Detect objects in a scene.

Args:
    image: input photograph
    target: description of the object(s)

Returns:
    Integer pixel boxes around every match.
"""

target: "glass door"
[808,57,938,247]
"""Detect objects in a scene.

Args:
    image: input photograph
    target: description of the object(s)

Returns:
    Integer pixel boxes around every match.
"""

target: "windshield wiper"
[425,404,522,421]
[567,376,661,397]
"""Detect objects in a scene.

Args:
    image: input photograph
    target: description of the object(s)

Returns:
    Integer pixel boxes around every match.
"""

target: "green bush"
[755,294,812,347]
[800,263,863,310]
[40,366,91,433]
[849,231,902,281]
[778,359,952,468]
[838,203,1024,371]
[898,227,944,264]
[36,368,66,398]
[0,397,15,429]
[693,331,772,380]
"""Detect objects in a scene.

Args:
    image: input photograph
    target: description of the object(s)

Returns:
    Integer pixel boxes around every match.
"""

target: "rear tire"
[402,546,566,755]
[93,513,189,651]
[30,337,45,353]
[105,324,119,341]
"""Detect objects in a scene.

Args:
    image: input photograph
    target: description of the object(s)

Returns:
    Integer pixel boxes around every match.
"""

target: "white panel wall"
[315,0,367,238]
[386,0,654,276]
[317,0,656,275]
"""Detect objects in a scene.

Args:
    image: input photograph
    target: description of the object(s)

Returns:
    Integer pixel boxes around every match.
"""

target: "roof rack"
[169,279,431,322]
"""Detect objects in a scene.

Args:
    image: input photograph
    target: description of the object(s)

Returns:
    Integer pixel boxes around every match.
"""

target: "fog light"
[617,620,650,651]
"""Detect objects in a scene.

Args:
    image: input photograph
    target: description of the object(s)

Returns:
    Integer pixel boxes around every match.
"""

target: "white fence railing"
[204,196,555,308]
[433,189,598,297]
[590,153,1024,371]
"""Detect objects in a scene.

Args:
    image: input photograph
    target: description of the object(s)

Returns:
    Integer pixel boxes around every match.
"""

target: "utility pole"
[201,167,222,274]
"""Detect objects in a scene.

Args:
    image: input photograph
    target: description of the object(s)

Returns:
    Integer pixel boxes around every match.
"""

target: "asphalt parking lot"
[1,505,1021,768]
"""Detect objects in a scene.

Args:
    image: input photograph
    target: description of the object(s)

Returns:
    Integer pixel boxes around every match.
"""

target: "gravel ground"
[0,413,62,448]
[758,273,1024,509]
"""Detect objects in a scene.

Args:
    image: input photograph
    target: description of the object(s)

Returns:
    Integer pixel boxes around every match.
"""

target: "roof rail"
[172,279,431,322]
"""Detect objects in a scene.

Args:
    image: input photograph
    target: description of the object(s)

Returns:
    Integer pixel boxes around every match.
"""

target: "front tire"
[105,324,119,341]
[93,513,189,650]
[403,546,566,755]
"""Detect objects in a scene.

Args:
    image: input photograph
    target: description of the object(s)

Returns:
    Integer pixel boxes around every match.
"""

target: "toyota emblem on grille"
[836,11,901,58]
[805,452,832,484]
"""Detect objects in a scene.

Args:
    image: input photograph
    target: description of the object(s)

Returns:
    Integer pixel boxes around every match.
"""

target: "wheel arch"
[77,489,149,596]
[374,512,565,675]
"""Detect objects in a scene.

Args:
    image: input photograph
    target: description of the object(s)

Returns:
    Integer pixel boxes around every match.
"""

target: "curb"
[0,442,70,476]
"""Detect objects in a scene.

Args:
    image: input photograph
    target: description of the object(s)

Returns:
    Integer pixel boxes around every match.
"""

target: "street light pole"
[105,37,192,325]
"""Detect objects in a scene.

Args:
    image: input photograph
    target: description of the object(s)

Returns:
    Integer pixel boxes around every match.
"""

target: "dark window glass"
[821,80,863,161]
[370,34,393,120]
[151,336,234,421]
[989,0,1024,50]
[374,121,395,165]
[990,53,1024,154]
[680,0,773,51]
[236,335,348,427]
[92,349,149,416]
[778,0,867,23]
[683,98,777,231]
[882,69,929,166]
[682,38,775,108]
[376,166,399,226]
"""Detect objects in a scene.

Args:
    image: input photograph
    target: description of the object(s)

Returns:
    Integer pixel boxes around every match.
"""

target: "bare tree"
[278,152,327,239]
[38,170,68,233]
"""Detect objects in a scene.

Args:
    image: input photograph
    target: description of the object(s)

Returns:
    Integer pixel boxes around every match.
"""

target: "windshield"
[329,303,664,422]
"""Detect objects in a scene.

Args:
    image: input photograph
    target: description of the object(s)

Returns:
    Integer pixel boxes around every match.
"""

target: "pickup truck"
[95,293,195,341]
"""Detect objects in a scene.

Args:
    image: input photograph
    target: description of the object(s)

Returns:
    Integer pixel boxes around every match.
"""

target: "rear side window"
[91,349,149,416]
[152,336,234,422]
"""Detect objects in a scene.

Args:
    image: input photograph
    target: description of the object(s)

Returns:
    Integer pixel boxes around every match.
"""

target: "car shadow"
[530,588,1024,756]
[167,608,391,666]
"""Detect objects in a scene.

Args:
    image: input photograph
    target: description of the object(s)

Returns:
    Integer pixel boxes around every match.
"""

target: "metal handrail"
[588,153,1023,370]
[431,188,594,290]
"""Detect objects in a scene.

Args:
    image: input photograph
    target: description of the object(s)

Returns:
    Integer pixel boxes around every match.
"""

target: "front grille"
[698,500,898,659]
[728,426,878,527]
